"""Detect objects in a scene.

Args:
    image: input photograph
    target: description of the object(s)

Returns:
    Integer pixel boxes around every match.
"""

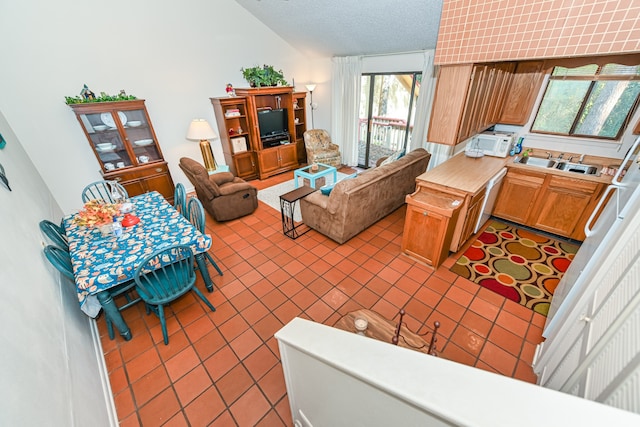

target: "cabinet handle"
[113,177,122,182]
[423,211,428,216]
[155,168,163,173]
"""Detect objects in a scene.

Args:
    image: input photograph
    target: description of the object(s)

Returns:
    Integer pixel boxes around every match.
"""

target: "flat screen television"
[257,108,288,138]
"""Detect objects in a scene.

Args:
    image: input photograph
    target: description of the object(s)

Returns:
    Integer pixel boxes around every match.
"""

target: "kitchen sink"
[515,156,556,168]
[555,162,599,175]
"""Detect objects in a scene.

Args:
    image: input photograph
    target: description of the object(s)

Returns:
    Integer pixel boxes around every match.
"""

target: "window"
[531,63,640,140]
[357,73,421,168]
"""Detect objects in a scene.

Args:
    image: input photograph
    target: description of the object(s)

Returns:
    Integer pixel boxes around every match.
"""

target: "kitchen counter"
[416,152,509,194]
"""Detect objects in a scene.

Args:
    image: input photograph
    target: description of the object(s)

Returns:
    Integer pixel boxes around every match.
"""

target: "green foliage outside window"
[532,64,640,140]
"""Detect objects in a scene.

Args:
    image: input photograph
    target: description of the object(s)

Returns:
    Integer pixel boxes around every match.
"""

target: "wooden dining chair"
[81,180,128,203]
[174,182,187,218]
[134,245,216,344]
[39,219,69,251]
[187,197,223,276]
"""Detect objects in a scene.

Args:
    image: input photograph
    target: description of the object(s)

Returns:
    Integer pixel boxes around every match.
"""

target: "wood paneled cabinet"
[257,144,298,176]
[498,61,546,125]
[493,169,546,224]
[427,60,547,146]
[402,190,462,268]
[428,62,515,146]
[69,99,175,202]
[211,97,257,180]
[493,168,604,240]
[214,87,303,180]
[293,91,308,164]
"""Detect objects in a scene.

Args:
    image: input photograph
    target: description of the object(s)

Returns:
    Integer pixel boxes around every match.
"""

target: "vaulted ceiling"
[235,0,444,57]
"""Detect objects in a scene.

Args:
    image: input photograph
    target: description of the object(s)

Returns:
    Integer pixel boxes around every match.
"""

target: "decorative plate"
[101,112,127,128]
[96,143,117,153]
[133,139,154,146]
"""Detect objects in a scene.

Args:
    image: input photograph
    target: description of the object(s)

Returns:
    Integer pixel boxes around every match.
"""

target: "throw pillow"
[380,149,406,166]
[320,173,357,196]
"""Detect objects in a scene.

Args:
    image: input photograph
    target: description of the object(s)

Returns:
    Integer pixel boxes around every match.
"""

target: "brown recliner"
[178,157,258,222]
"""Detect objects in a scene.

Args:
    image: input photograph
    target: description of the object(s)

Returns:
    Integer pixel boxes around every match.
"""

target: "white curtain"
[411,52,453,170]
[331,56,362,166]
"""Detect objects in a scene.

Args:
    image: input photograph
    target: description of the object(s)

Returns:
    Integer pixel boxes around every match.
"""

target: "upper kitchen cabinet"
[498,61,546,125]
[428,62,515,146]
[69,100,175,202]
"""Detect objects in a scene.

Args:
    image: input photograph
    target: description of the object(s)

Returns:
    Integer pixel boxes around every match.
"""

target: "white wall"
[0,112,114,426]
[276,318,640,427]
[0,0,331,214]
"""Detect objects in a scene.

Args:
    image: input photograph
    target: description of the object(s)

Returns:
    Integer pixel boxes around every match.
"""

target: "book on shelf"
[224,108,241,117]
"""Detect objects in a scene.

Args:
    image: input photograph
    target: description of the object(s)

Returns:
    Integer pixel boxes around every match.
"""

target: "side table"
[334,309,439,356]
[294,163,337,189]
[279,186,316,239]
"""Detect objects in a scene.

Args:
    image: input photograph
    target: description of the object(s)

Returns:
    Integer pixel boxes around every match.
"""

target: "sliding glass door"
[358,72,421,168]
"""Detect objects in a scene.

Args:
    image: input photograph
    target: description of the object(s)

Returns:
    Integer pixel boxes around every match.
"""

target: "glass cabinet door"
[79,108,161,172]
[80,112,128,172]
[119,108,162,166]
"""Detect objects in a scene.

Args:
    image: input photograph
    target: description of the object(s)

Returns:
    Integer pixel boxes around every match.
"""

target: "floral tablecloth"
[63,191,212,317]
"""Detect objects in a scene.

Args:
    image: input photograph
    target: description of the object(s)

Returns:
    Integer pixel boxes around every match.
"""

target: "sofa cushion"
[320,173,357,195]
[379,149,406,166]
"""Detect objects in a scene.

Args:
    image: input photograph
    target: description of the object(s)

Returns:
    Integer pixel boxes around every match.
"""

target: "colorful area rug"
[450,221,580,316]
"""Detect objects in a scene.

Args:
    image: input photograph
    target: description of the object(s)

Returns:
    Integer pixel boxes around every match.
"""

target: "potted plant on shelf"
[241,65,288,87]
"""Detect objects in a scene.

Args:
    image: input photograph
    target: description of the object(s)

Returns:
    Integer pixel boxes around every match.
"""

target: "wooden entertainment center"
[211,87,308,180]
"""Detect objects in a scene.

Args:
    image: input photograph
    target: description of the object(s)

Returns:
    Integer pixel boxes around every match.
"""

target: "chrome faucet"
[557,153,565,160]
[545,151,553,159]
[578,154,586,164]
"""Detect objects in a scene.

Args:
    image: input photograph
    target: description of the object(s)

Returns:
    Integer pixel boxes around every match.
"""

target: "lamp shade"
[305,84,316,92]
[186,119,217,141]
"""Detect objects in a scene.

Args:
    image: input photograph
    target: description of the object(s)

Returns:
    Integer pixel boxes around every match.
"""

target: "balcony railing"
[358,116,413,167]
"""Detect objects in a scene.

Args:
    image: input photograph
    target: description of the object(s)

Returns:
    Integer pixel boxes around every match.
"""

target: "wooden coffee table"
[334,309,438,355]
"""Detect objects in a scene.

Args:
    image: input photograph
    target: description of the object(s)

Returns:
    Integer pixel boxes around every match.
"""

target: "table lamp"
[186,119,218,173]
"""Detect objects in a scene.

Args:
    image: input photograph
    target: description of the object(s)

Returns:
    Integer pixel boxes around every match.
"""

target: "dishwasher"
[474,167,507,234]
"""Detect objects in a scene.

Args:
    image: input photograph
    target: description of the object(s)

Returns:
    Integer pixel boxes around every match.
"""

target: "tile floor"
[101,169,545,426]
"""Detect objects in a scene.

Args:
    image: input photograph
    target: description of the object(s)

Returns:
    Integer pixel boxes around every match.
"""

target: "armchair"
[178,157,258,222]
[303,129,341,168]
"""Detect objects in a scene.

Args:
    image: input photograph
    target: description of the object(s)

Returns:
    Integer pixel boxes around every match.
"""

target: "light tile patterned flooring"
[102,169,544,426]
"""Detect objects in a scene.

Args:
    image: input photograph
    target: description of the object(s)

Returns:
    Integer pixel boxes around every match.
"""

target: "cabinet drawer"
[548,175,599,194]
[104,162,169,182]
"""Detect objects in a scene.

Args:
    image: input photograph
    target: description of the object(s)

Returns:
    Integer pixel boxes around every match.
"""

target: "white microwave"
[466,132,515,158]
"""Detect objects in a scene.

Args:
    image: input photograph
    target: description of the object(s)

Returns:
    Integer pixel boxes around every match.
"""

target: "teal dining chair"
[174,182,187,218]
[43,245,141,339]
[187,197,223,276]
[43,245,74,281]
[134,244,216,345]
[81,180,128,203]
[40,219,69,251]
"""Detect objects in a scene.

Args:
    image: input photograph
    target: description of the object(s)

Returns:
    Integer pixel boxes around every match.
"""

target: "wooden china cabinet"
[293,91,308,164]
[69,100,175,202]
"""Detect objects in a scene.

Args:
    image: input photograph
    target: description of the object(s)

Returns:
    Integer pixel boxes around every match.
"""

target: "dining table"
[63,191,214,340]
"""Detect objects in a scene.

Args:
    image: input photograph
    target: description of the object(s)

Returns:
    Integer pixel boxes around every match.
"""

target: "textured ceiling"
[235,0,443,57]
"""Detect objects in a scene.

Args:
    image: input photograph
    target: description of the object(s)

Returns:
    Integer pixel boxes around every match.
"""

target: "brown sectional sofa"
[300,148,431,244]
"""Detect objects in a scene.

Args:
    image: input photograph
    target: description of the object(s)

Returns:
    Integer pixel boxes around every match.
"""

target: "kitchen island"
[403,150,617,267]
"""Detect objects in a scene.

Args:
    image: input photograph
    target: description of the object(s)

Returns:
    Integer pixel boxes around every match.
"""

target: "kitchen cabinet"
[69,100,175,202]
[458,188,487,246]
[493,168,604,240]
[428,62,515,146]
[499,61,546,125]
[633,117,640,134]
[402,190,462,268]
[493,168,545,224]
[211,96,258,180]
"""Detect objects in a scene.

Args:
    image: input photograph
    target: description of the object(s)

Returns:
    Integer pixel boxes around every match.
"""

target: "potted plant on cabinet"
[241,65,288,87]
